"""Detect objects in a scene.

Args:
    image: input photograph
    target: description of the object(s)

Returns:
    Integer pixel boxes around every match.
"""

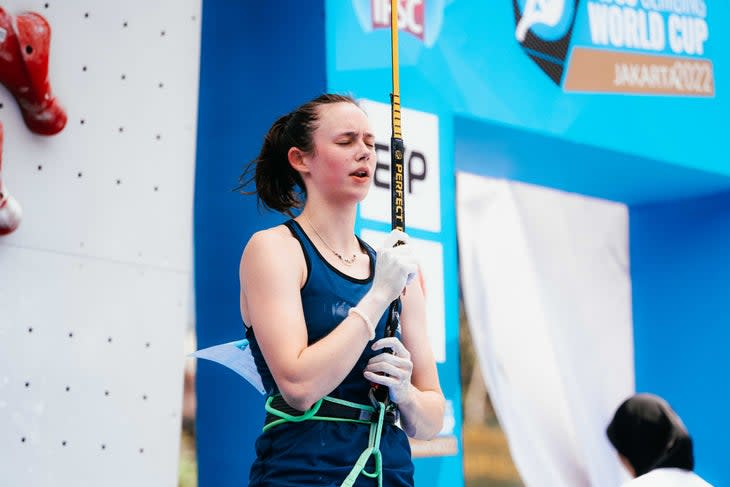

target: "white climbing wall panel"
[0,1,201,485]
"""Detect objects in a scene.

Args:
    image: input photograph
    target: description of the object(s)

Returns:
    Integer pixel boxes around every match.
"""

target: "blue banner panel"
[630,191,730,487]
[455,115,730,205]
[194,2,326,486]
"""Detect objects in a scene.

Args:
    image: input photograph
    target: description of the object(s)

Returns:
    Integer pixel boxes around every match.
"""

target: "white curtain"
[457,173,634,487]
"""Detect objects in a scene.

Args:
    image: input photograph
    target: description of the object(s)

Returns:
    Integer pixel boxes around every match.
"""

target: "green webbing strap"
[340,401,387,487]
[263,395,325,432]
[262,395,378,432]
[262,394,390,486]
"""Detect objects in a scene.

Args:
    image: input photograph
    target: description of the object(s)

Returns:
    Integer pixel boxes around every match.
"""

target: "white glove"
[370,230,418,304]
[363,336,414,405]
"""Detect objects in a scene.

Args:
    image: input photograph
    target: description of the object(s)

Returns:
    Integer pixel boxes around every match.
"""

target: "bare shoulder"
[245,225,298,255]
[240,224,303,280]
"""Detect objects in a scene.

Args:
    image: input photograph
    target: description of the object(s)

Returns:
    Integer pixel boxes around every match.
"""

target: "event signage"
[514,0,714,96]
[351,0,445,47]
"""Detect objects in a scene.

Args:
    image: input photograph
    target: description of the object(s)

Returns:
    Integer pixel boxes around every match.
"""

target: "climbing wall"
[0,1,201,485]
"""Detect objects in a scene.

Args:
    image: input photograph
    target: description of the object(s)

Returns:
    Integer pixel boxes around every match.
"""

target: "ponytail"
[236,113,304,215]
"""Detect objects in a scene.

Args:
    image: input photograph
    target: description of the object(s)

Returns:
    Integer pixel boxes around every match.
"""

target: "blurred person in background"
[606,393,712,487]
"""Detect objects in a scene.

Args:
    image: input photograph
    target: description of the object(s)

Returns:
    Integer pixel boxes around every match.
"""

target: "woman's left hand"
[363,337,414,405]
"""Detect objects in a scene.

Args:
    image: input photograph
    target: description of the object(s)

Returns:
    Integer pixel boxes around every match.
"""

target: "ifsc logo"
[352,0,446,47]
[513,0,580,84]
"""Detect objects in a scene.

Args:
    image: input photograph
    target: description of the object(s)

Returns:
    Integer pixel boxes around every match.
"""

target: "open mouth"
[350,168,370,178]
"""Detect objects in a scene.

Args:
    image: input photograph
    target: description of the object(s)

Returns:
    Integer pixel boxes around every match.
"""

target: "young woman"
[238,93,444,486]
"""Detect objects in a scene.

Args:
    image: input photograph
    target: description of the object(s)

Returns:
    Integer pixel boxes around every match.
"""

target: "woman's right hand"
[370,230,418,303]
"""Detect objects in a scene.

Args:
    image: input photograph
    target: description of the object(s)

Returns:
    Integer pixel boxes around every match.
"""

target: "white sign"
[361,229,446,363]
[359,99,441,232]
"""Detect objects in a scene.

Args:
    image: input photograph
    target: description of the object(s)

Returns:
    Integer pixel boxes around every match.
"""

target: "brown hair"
[236,93,358,216]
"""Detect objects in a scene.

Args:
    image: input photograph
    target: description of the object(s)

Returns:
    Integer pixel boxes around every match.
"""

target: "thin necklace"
[303,213,357,266]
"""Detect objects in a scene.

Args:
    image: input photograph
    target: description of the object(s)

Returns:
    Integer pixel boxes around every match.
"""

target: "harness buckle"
[368,388,400,423]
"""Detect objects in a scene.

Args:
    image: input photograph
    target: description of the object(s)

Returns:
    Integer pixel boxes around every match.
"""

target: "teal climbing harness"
[263,394,398,486]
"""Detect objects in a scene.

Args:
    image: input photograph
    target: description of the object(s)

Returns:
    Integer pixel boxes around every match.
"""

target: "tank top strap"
[283,219,314,289]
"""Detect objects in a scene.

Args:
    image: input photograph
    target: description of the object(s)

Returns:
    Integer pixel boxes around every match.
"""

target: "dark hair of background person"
[235,93,359,216]
[606,393,694,477]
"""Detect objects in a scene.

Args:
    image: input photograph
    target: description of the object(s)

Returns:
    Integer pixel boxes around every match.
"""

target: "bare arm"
[240,228,391,411]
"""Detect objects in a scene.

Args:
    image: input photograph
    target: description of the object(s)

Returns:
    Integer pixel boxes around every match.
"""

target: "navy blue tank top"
[245,219,414,486]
